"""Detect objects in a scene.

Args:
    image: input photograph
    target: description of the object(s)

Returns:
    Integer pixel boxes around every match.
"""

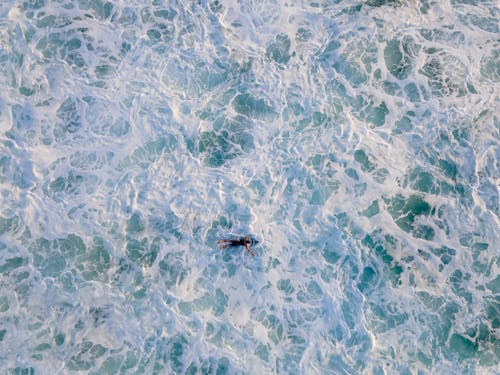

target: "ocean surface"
[0,0,498,373]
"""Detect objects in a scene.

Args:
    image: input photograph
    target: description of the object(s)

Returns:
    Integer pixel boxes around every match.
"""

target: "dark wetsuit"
[217,236,256,256]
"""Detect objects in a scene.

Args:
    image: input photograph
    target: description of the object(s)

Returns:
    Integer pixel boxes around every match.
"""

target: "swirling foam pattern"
[0,0,498,373]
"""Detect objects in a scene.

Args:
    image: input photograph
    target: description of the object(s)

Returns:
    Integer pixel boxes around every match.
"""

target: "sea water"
[0,0,498,373]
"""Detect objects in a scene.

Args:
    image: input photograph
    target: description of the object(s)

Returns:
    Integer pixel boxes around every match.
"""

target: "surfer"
[217,236,258,256]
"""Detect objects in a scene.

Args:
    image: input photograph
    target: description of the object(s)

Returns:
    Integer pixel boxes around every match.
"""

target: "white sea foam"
[0,0,498,374]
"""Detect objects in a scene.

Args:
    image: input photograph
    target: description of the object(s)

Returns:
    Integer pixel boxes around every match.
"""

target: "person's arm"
[245,244,255,256]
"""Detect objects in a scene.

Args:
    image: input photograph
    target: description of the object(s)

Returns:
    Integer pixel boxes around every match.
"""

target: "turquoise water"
[0,0,499,373]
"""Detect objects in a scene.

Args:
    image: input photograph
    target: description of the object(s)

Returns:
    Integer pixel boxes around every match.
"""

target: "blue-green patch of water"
[118,136,177,170]
[384,36,419,80]
[266,34,292,65]
[232,93,277,121]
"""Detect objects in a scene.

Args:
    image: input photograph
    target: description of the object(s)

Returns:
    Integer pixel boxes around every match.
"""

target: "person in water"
[217,236,257,256]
